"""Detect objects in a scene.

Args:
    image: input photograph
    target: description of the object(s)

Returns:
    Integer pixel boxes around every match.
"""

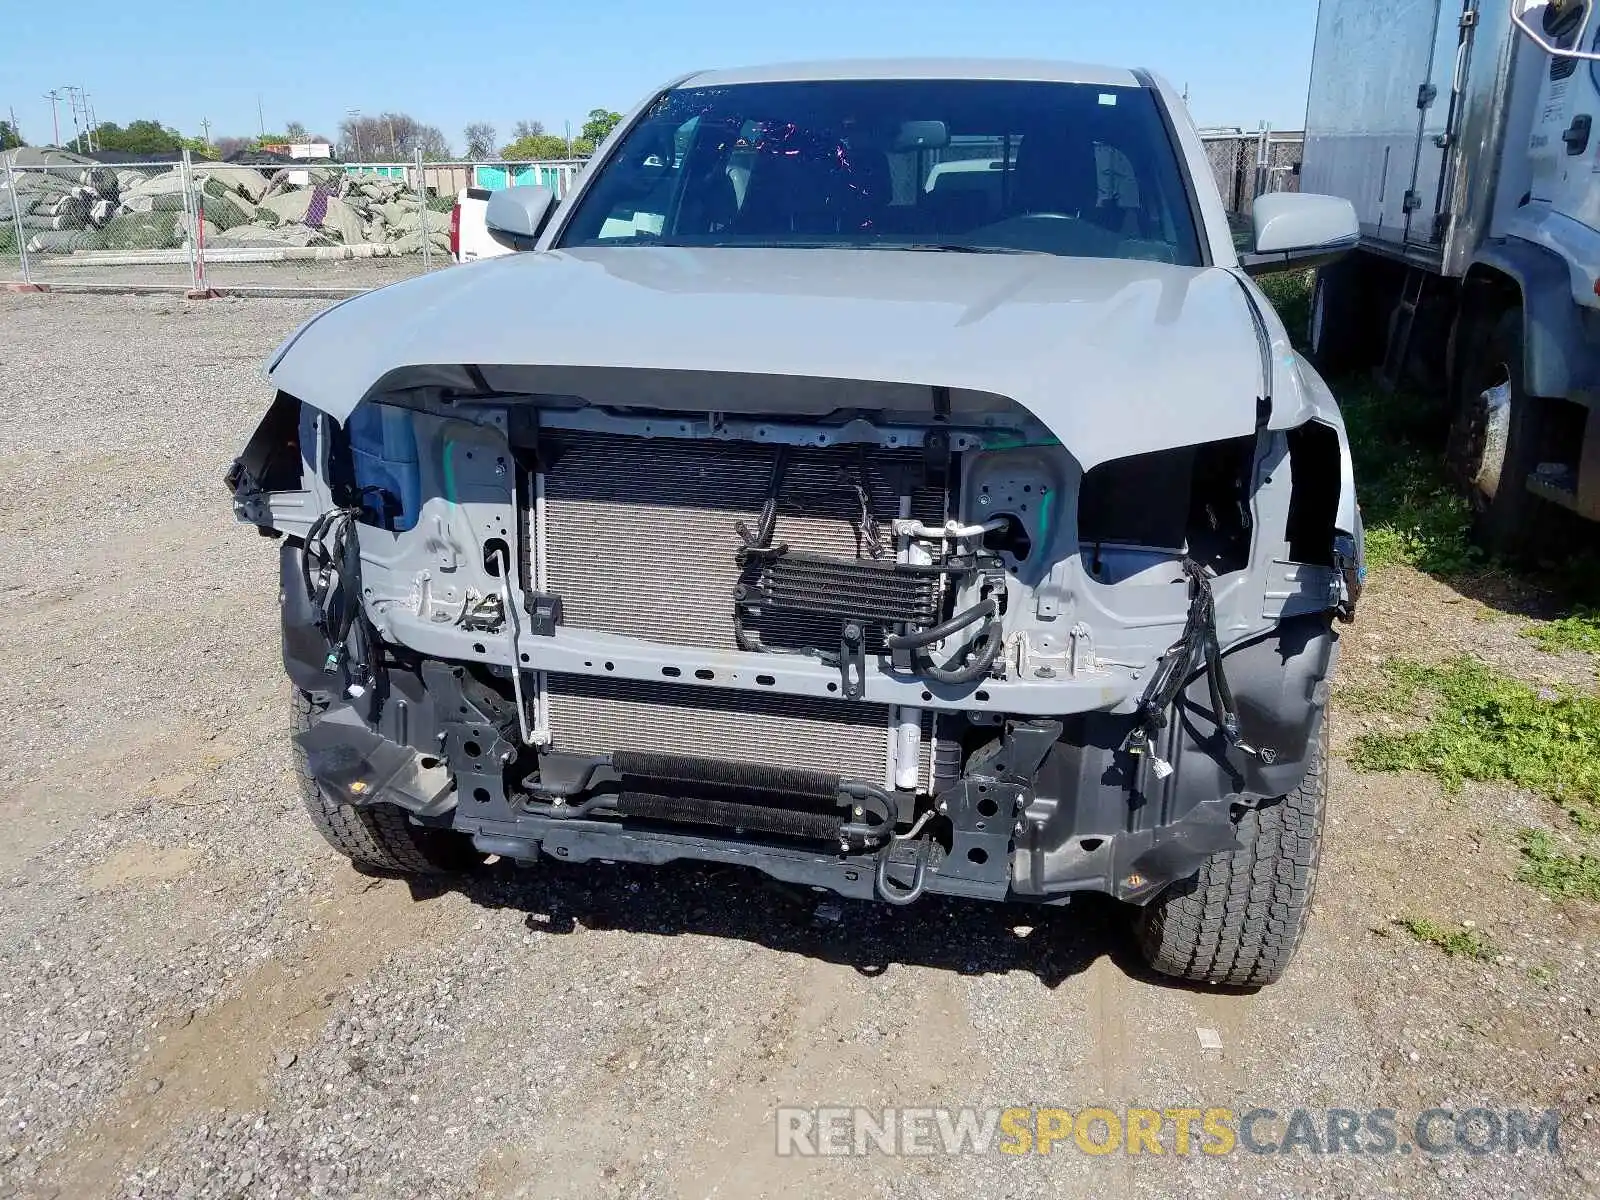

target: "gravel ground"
[0,292,1595,1200]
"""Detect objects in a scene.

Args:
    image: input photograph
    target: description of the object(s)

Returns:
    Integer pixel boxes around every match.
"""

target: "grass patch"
[1348,657,1600,831]
[1522,607,1600,656]
[1333,380,1479,575]
[1255,269,1313,343]
[1255,270,1478,577]
[1517,829,1600,902]
[1395,915,1498,961]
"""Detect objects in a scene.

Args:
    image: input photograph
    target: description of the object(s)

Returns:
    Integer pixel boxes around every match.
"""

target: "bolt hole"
[826,682,838,693]
[419,756,441,769]
[662,666,681,678]
[967,847,989,865]
[520,653,529,663]
[756,674,775,686]
[976,691,991,703]
[472,787,490,803]
[463,740,482,757]
[977,798,999,817]
[920,690,932,702]
[694,668,715,681]
[604,661,615,671]
[472,642,486,655]
[1080,837,1104,852]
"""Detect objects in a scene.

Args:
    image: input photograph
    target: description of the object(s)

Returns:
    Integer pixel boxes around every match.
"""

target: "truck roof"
[680,58,1143,89]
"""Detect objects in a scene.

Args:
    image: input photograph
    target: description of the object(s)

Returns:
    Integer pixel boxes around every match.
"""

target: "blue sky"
[6,0,1320,152]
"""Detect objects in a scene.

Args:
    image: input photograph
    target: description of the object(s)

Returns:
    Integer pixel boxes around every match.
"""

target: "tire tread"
[1136,723,1327,987]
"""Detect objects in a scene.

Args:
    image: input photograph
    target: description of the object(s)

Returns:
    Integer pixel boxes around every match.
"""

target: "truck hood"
[269,246,1291,469]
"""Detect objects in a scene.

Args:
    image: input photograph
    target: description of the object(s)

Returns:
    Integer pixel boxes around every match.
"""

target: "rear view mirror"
[1240,192,1359,275]
[894,121,950,151]
[485,185,556,252]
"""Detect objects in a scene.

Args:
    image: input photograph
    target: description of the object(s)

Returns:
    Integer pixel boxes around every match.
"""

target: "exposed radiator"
[538,431,945,781]
[546,674,911,782]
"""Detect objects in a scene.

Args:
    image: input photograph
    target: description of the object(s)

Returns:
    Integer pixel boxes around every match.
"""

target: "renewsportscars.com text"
[775,1106,1562,1158]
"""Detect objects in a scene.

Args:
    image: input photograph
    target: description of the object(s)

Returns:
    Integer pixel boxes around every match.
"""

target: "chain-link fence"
[2,148,588,295]
[1198,127,1304,252]
[1199,128,1304,212]
[4,134,1297,295]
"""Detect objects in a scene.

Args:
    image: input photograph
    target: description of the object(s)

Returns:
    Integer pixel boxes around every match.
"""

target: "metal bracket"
[522,591,563,634]
[839,622,867,701]
[1416,82,1438,109]
[421,661,518,820]
[1402,190,1422,214]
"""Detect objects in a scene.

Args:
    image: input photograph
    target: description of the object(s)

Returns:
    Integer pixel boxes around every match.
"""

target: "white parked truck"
[1302,0,1600,554]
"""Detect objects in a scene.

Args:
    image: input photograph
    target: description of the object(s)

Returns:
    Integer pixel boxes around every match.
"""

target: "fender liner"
[1468,240,1593,402]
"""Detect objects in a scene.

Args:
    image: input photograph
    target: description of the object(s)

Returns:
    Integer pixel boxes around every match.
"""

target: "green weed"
[1395,915,1498,961]
[1522,608,1600,656]
[1348,657,1600,831]
[1517,829,1600,902]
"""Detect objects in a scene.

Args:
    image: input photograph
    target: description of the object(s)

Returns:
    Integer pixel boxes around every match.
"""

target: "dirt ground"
[0,293,1594,1199]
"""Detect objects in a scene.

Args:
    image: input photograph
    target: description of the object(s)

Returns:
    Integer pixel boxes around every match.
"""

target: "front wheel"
[1446,307,1563,562]
[290,691,484,875]
[1134,722,1327,988]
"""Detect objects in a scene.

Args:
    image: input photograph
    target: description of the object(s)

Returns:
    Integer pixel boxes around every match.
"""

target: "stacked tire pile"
[1,152,454,259]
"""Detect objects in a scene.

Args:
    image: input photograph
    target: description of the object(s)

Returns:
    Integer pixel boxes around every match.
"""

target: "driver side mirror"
[1239,192,1359,276]
[485,185,556,252]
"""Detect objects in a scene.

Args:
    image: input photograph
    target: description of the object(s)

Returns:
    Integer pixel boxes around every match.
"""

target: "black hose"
[917,621,1003,685]
[885,598,996,650]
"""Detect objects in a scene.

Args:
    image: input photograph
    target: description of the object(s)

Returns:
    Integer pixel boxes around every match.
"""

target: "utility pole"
[257,95,265,138]
[61,85,84,153]
[42,89,61,147]
[347,108,362,160]
[82,93,96,150]
[199,117,212,147]
[564,120,571,156]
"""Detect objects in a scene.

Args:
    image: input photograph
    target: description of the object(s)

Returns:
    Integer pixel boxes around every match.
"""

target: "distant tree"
[510,119,545,141]
[0,120,23,150]
[92,119,184,154]
[570,136,596,157]
[581,108,623,145]
[338,111,450,161]
[213,135,251,159]
[463,122,497,160]
[284,119,309,141]
[500,132,571,160]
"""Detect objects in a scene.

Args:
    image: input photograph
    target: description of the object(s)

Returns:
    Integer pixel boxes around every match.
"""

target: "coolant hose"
[916,620,1002,685]
[885,598,997,651]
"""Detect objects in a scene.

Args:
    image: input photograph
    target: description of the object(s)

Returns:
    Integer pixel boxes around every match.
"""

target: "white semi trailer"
[1302,0,1600,555]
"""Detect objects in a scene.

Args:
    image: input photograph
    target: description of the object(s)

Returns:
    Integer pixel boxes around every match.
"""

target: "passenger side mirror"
[485,185,556,252]
[1239,192,1359,276]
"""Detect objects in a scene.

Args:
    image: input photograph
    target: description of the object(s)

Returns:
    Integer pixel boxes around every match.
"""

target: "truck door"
[1526,0,1600,235]
[1409,0,1481,250]
[1302,0,1456,246]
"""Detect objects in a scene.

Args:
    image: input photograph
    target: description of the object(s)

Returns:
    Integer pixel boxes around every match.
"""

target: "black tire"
[1307,255,1380,376]
[1446,308,1562,562]
[1135,721,1327,987]
[290,691,483,875]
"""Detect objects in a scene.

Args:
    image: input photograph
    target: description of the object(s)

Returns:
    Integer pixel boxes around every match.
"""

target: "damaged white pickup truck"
[231,60,1365,986]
